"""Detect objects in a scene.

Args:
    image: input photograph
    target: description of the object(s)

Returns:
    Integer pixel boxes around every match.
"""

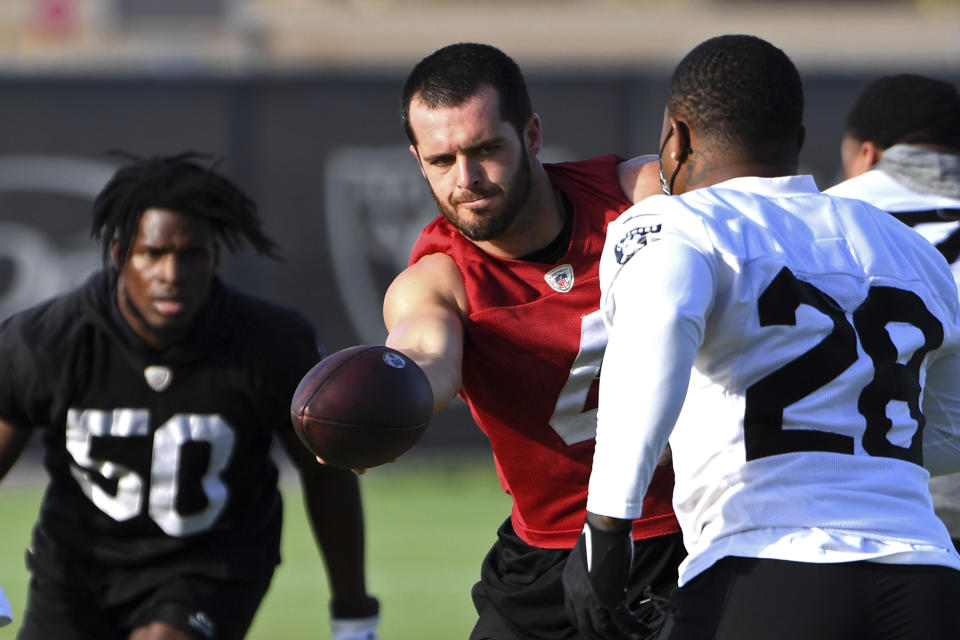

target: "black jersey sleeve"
[0,308,55,429]
[227,290,322,433]
[264,311,321,433]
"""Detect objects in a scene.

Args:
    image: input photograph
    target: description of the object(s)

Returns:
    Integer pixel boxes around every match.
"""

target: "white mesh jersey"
[827,169,960,288]
[827,168,960,539]
[827,168,960,214]
[587,175,960,586]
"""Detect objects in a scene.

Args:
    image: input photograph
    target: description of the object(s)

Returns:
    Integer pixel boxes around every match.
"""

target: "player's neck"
[683,156,799,191]
[473,163,565,260]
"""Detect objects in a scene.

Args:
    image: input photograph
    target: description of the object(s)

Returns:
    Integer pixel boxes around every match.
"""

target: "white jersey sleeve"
[588,219,714,519]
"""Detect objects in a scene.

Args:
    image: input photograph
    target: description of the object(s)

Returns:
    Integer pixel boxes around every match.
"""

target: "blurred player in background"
[826,75,960,551]
[0,153,379,640]
[564,35,960,639]
[382,42,683,640]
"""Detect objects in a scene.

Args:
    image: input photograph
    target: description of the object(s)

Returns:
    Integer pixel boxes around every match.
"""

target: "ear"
[662,116,691,162]
[409,145,426,178]
[523,114,542,157]
[841,135,883,179]
[860,140,883,169]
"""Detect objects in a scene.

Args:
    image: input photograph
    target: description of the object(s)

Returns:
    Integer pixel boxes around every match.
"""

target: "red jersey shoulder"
[544,154,630,211]
[408,215,459,266]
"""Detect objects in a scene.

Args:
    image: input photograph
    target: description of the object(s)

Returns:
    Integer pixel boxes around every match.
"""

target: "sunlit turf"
[0,454,511,640]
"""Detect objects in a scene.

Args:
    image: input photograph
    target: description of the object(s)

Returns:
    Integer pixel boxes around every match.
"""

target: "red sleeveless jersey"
[409,155,679,548]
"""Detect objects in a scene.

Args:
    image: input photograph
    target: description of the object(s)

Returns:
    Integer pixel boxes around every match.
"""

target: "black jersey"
[0,270,319,582]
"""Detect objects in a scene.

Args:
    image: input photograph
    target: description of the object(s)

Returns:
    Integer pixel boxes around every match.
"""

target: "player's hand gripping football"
[292,345,432,471]
[315,455,394,476]
[562,515,661,640]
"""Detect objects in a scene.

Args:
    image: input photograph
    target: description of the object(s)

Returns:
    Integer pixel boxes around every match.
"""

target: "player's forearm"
[586,511,633,532]
[393,348,461,413]
[590,240,710,519]
[385,313,463,413]
[300,468,370,599]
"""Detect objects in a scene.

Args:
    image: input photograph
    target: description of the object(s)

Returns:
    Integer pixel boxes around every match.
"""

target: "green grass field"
[0,454,511,639]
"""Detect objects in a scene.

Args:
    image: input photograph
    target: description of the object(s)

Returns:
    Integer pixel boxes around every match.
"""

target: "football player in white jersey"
[827,74,960,285]
[562,35,960,640]
[826,74,960,554]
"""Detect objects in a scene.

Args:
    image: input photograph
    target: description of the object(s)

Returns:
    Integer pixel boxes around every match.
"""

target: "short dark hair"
[667,34,804,161]
[400,42,533,146]
[844,73,960,151]
[91,152,279,267]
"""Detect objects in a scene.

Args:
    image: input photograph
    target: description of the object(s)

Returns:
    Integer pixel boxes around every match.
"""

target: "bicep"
[383,254,466,412]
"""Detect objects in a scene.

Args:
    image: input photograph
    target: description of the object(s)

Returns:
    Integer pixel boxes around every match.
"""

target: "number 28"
[744,267,943,464]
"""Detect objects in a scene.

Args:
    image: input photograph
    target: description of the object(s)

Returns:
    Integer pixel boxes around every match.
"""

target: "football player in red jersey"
[0,153,379,640]
[381,42,684,640]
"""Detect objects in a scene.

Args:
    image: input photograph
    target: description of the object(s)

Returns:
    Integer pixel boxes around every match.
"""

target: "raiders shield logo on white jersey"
[615,224,662,265]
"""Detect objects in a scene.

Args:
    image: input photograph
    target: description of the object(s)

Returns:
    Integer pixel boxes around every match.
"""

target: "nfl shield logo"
[544,264,575,293]
[144,365,173,392]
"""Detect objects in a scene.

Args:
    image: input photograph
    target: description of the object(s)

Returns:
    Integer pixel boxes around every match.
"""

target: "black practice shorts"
[17,559,275,640]
[469,517,685,640]
[662,556,960,640]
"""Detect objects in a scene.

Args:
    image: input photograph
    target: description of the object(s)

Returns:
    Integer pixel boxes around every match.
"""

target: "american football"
[290,345,434,469]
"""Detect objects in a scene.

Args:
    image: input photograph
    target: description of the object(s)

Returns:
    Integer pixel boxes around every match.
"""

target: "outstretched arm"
[278,428,380,638]
[383,252,467,413]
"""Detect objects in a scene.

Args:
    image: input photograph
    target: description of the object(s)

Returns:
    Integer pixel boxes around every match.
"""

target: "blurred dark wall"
[1,69,956,449]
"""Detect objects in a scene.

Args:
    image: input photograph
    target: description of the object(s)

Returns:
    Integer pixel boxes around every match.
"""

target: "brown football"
[290,345,433,469]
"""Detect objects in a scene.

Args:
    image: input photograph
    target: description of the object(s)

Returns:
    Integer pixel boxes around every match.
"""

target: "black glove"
[562,520,658,640]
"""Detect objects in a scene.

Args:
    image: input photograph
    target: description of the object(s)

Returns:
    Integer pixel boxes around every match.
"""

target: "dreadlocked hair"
[667,34,804,163]
[91,151,279,266]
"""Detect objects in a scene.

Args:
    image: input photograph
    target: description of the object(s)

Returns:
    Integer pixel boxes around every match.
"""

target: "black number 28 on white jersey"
[744,267,943,465]
[65,408,235,537]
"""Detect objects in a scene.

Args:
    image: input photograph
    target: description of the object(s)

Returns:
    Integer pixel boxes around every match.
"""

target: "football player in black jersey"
[0,153,380,640]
